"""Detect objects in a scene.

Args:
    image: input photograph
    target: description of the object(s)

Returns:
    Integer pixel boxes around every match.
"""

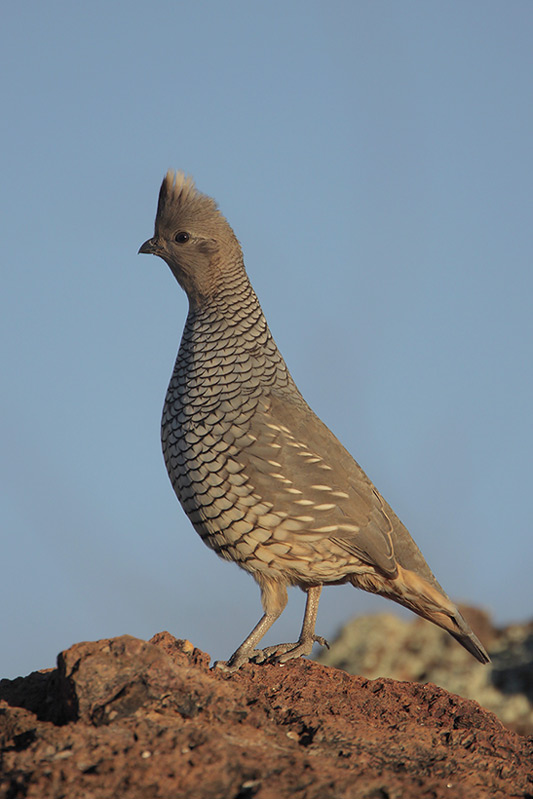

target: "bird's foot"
[213,644,260,672]
[213,652,252,673]
[213,635,329,671]
[252,634,330,664]
[213,659,242,673]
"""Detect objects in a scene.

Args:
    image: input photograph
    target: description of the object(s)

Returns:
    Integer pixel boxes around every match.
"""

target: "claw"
[213,659,239,673]
[250,649,268,664]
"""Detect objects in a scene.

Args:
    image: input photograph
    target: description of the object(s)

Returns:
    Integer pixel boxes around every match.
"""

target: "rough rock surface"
[317,606,533,737]
[1,632,532,799]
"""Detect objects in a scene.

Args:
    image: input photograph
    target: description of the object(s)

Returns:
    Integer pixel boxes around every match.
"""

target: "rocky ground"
[1,629,532,798]
[317,605,533,737]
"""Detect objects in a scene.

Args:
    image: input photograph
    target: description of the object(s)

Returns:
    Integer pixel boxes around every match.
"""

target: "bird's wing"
[238,391,401,578]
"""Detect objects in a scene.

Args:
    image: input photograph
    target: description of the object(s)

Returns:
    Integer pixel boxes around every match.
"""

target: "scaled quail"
[139,172,490,670]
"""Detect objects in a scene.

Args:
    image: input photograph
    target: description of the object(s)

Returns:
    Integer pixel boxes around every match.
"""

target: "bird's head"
[139,171,242,306]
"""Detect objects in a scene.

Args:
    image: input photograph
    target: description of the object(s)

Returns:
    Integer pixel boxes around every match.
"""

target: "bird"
[138,171,490,671]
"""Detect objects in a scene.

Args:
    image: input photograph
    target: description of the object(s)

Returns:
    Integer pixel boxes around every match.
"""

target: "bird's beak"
[138,238,156,255]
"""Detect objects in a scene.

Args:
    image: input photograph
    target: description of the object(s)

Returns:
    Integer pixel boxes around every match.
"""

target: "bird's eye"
[174,231,190,244]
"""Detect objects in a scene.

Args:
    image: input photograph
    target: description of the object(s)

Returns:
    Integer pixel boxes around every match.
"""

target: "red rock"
[1,633,532,798]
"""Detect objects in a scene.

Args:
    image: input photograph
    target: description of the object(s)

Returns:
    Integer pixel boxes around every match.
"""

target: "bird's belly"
[163,432,363,585]
[161,388,374,586]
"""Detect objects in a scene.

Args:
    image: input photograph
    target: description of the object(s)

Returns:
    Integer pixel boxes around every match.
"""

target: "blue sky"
[1,1,532,678]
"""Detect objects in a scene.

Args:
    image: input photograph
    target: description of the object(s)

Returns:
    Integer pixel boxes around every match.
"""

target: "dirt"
[1,632,532,798]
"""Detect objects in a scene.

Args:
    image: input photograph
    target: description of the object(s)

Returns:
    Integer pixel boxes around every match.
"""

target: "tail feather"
[352,564,491,664]
[448,625,490,665]
[422,599,491,664]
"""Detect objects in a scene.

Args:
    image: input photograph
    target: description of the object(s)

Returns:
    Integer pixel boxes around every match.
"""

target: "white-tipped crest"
[155,170,223,232]
[159,170,198,210]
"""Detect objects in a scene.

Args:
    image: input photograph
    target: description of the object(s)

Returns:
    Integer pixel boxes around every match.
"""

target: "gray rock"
[317,607,533,736]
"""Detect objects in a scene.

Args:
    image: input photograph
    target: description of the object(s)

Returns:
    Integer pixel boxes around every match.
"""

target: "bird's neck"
[174,264,298,400]
[184,265,268,350]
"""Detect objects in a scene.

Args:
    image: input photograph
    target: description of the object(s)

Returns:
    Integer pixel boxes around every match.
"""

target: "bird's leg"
[214,609,285,672]
[214,578,288,672]
[254,585,329,664]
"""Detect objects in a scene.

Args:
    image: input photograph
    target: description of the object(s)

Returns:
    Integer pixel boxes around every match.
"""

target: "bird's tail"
[446,622,490,664]
[352,564,490,664]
